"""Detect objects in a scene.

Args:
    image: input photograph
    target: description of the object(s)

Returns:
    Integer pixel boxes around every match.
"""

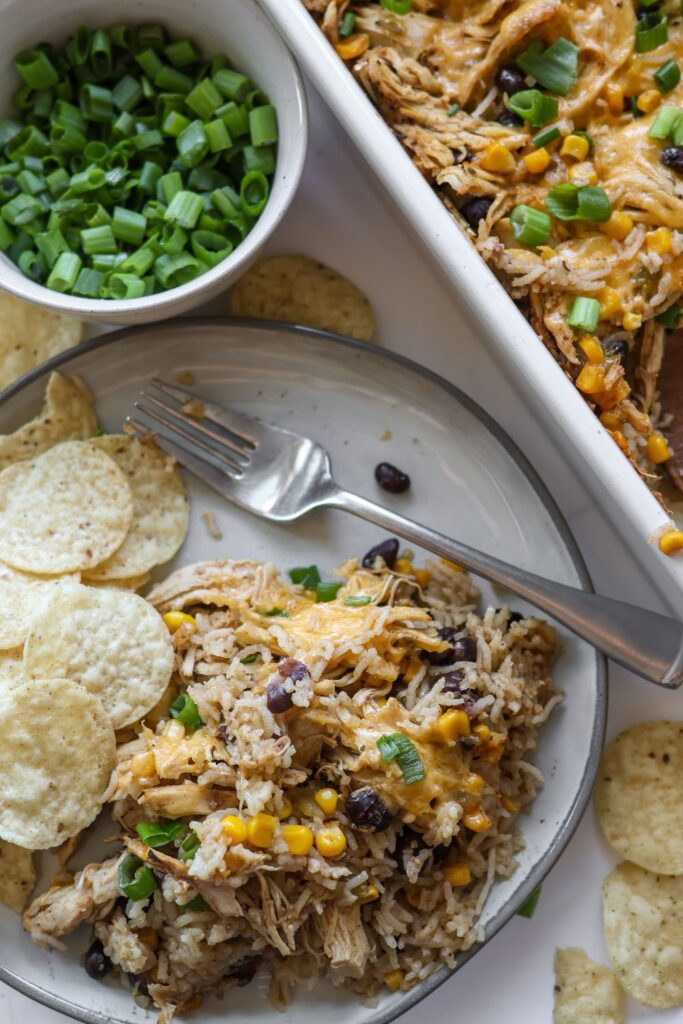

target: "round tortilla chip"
[0,440,133,574]
[84,435,189,579]
[603,861,683,1009]
[0,372,97,472]
[553,947,625,1024]
[0,293,83,392]
[0,648,24,691]
[0,561,80,651]
[0,678,115,850]
[595,721,683,875]
[0,840,35,912]
[23,584,174,729]
[84,572,151,592]
[229,255,375,341]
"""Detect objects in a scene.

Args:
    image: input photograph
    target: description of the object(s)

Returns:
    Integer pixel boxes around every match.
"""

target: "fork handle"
[329,488,683,688]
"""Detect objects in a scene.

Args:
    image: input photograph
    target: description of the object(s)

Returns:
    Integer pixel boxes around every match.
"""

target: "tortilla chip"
[0,294,83,392]
[23,583,174,729]
[595,721,683,875]
[603,861,683,1008]
[0,372,97,471]
[85,572,151,592]
[0,678,115,849]
[84,435,189,580]
[0,562,80,650]
[0,441,133,574]
[553,947,624,1024]
[229,254,375,341]
[0,840,35,912]
[0,648,24,691]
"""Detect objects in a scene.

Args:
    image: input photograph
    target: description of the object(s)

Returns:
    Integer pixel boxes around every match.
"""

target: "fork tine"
[139,390,251,463]
[126,416,240,496]
[134,401,245,477]
[150,378,262,447]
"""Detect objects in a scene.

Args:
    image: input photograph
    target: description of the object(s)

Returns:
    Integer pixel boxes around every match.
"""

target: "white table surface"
[2,79,680,1024]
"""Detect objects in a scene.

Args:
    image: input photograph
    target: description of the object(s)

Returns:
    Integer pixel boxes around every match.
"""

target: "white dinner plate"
[0,319,606,1024]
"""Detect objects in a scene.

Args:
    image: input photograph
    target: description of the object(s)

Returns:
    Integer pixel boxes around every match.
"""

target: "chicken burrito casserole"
[23,547,558,1021]
[303,0,683,510]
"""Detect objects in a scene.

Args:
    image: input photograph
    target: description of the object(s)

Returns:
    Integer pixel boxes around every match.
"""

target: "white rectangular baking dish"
[257,0,683,615]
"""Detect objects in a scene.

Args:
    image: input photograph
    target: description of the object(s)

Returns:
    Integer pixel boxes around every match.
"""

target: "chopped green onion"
[377,732,426,784]
[517,885,542,919]
[259,606,290,617]
[510,204,552,246]
[46,251,81,291]
[344,595,372,606]
[655,59,680,95]
[656,303,683,327]
[531,125,560,148]
[163,110,191,138]
[339,12,357,38]
[35,228,70,266]
[186,79,223,120]
[107,272,146,299]
[72,266,104,296]
[447,102,460,117]
[508,89,559,127]
[65,27,92,67]
[249,105,278,147]
[204,118,231,153]
[219,102,249,138]
[81,224,117,254]
[164,39,199,69]
[515,37,579,96]
[636,11,668,53]
[154,65,193,94]
[177,120,208,167]
[135,24,167,51]
[14,49,59,89]
[90,30,113,79]
[213,68,250,103]
[0,219,15,250]
[136,819,184,848]
[19,249,46,282]
[190,230,231,267]
[112,75,143,112]
[240,170,269,216]
[244,144,275,175]
[545,183,612,222]
[183,894,210,912]
[1,192,40,225]
[179,831,200,861]
[316,581,343,603]
[80,83,114,122]
[567,296,600,332]
[164,189,203,228]
[649,104,682,139]
[289,565,321,587]
[135,48,164,81]
[380,0,412,12]
[240,653,259,664]
[118,854,157,901]
[169,692,203,730]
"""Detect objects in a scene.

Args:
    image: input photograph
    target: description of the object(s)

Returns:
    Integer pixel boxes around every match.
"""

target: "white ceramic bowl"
[0,0,307,324]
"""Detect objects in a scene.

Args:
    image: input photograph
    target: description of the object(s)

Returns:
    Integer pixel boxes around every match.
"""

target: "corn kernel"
[442,558,464,572]
[384,970,405,991]
[576,364,606,395]
[646,227,672,255]
[163,719,185,739]
[334,32,369,60]
[580,335,604,364]
[598,288,622,319]
[247,813,277,849]
[523,147,550,174]
[480,141,516,174]
[659,529,683,555]
[473,724,492,743]
[622,312,642,332]
[605,82,624,115]
[162,610,197,634]
[637,88,661,114]
[463,772,485,795]
[394,558,413,575]
[277,798,294,820]
[601,212,634,241]
[600,410,622,430]
[314,787,339,816]
[414,568,430,588]
[443,863,471,886]
[538,245,554,260]
[463,806,492,832]
[437,709,471,742]
[130,751,155,778]
[405,885,422,908]
[357,882,380,905]
[315,825,347,858]
[647,433,672,463]
[567,161,598,185]
[561,134,590,161]
[501,794,521,814]
[135,927,159,951]
[281,823,314,856]
[222,814,248,845]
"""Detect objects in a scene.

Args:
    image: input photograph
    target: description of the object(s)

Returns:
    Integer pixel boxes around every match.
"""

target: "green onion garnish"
[649,104,683,140]
[515,37,579,96]
[567,297,600,332]
[510,204,552,246]
[379,0,412,12]
[508,89,558,128]
[635,11,668,53]
[377,732,426,785]
[545,183,612,222]
[183,894,210,912]
[531,125,560,148]
[655,59,681,95]
[136,819,184,848]
[259,606,290,617]
[656,303,683,327]
[169,692,203,729]
[288,565,321,588]
[240,653,259,664]
[118,854,157,900]
[179,831,200,861]
[344,595,373,606]
[447,102,461,117]
[516,885,542,919]
[316,581,343,603]
[339,12,357,37]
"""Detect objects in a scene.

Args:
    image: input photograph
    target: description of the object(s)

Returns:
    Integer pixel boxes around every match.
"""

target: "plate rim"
[0,317,607,1024]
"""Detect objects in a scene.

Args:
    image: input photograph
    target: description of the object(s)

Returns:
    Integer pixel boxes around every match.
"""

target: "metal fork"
[128,378,683,689]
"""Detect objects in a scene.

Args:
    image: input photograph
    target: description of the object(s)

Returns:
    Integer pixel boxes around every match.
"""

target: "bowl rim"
[0,318,608,1024]
[0,3,309,319]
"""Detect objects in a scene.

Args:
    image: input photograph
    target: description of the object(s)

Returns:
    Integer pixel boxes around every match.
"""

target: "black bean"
[496,608,524,626]
[661,147,683,174]
[374,462,411,494]
[498,109,522,128]
[426,626,459,666]
[278,658,308,682]
[266,680,293,714]
[346,787,393,832]
[226,956,260,987]
[440,671,478,712]
[127,972,149,997]
[603,337,629,361]
[460,196,493,231]
[84,939,111,981]
[362,537,399,570]
[495,65,527,95]
[452,636,478,663]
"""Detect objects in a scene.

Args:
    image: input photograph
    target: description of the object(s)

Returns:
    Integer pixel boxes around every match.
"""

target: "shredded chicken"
[22,857,121,948]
